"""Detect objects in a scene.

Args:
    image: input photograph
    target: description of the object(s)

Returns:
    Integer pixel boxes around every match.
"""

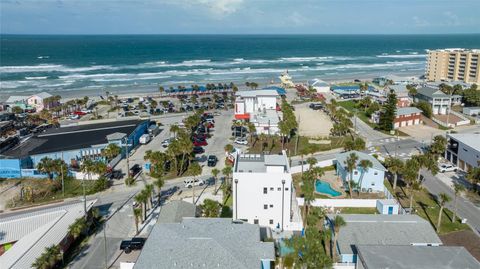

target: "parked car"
[162,138,174,148]
[205,122,215,128]
[438,163,458,173]
[120,237,146,253]
[232,131,247,138]
[192,146,205,154]
[207,155,218,167]
[184,178,205,188]
[106,170,123,180]
[234,137,248,145]
[309,103,323,110]
[193,133,209,140]
[129,164,142,177]
[193,139,208,146]
[139,134,151,144]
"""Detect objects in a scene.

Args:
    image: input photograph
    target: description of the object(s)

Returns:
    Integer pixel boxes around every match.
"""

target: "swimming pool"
[315,180,342,197]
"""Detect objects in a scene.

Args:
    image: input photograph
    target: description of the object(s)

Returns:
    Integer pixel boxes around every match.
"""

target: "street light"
[234,179,238,220]
[281,179,285,231]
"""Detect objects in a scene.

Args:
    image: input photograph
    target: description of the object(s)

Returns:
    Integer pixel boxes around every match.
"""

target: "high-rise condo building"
[425,49,480,84]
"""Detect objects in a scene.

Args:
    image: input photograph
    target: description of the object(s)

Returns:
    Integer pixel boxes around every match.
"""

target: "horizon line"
[1,33,480,36]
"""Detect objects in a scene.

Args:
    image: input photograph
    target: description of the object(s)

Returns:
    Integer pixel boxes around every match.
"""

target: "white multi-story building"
[234,90,281,135]
[414,87,461,115]
[445,132,480,172]
[232,151,302,231]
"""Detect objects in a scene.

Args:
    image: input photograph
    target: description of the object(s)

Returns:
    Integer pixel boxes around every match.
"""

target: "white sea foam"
[0,64,114,73]
[25,76,49,80]
[376,54,426,59]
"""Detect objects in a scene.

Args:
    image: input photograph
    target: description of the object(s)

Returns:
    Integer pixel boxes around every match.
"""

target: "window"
[264,204,268,209]
[354,171,358,175]
[285,188,289,191]
[270,205,274,208]
[270,187,274,191]
[371,182,375,186]
[269,219,274,225]
[277,187,281,191]
[254,219,259,224]
[374,171,378,175]
[263,187,267,194]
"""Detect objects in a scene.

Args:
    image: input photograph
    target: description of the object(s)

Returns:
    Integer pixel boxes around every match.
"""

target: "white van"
[184,178,205,188]
[139,134,151,144]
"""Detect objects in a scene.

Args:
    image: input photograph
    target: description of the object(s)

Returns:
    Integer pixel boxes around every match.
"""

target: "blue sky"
[1,0,479,34]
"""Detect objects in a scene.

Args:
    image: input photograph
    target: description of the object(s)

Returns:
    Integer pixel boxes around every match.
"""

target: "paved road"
[353,115,390,142]
[422,170,480,236]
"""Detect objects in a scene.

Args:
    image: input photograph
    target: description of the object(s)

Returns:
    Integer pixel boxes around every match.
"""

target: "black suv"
[309,103,323,110]
[192,146,205,154]
[120,237,146,253]
[207,155,218,167]
[129,164,142,177]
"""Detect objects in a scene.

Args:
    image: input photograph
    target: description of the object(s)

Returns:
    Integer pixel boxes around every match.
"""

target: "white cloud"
[443,11,460,26]
[171,0,244,18]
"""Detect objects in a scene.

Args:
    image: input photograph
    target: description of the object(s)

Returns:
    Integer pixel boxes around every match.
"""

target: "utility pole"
[103,222,108,269]
[124,136,130,178]
[61,151,65,197]
[295,115,300,155]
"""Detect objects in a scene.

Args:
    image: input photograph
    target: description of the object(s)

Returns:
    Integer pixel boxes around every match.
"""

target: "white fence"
[297,197,377,208]
[290,158,334,174]
[333,263,355,269]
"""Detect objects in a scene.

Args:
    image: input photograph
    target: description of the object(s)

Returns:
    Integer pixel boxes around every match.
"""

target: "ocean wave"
[25,76,49,80]
[376,54,426,59]
[0,64,114,73]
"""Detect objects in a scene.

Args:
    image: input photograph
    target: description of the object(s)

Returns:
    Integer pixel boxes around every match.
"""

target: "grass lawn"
[247,136,350,155]
[338,207,378,214]
[8,178,102,208]
[384,179,470,235]
[338,100,374,127]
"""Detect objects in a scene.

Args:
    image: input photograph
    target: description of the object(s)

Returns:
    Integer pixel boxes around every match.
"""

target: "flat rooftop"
[235,153,289,173]
[449,132,480,151]
[250,109,280,125]
[357,245,480,269]
[3,119,145,157]
[134,218,274,269]
[327,214,442,255]
[236,89,279,98]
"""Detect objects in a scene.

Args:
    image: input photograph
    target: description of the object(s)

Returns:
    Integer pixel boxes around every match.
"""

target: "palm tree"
[436,192,451,233]
[247,122,256,143]
[153,178,164,203]
[466,167,480,193]
[211,168,220,194]
[68,217,87,240]
[403,158,421,211]
[201,199,220,217]
[357,159,373,195]
[301,174,315,226]
[102,143,121,162]
[306,157,317,171]
[222,166,233,185]
[452,183,465,223]
[190,162,202,205]
[134,191,148,222]
[344,152,359,198]
[170,124,180,138]
[145,184,154,209]
[159,86,165,96]
[133,207,142,234]
[33,245,62,269]
[37,157,56,180]
[332,215,346,260]
[385,157,404,192]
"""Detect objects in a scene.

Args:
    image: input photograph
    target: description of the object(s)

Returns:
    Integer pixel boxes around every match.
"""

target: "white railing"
[297,198,377,208]
[290,158,335,174]
[333,262,356,269]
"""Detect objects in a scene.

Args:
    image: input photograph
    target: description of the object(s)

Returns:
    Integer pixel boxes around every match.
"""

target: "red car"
[193,133,209,140]
[74,111,87,116]
[193,139,208,146]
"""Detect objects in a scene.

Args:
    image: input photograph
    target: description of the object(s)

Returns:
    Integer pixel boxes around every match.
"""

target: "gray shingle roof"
[357,245,480,269]
[417,87,449,98]
[327,214,442,255]
[134,218,274,269]
[157,200,197,224]
[335,151,387,172]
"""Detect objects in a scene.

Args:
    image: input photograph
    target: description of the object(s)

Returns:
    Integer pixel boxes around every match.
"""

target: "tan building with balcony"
[426,48,480,84]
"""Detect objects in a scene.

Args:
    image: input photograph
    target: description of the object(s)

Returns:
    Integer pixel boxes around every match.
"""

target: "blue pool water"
[279,239,294,257]
[315,180,341,197]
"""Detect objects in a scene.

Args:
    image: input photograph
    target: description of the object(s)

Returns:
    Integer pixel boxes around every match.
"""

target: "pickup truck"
[119,237,146,253]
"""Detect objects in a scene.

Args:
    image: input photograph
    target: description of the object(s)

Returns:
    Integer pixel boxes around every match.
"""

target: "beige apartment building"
[426,49,480,84]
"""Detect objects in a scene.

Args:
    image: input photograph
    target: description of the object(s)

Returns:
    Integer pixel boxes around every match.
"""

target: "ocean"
[1,34,480,100]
